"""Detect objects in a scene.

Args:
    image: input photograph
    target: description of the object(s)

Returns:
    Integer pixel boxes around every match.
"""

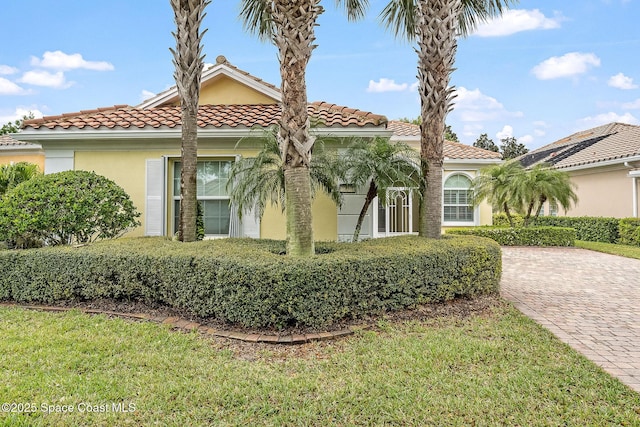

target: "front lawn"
[576,240,640,260]
[1,299,638,426]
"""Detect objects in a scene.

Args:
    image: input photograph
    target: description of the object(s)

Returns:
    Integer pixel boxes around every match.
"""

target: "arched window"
[444,174,474,223]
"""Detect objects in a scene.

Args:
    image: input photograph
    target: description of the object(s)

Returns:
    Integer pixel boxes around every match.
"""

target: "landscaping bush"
[618,218,640,246]
[532,216,619,243]
[0,170,140,247]
[447,226,575,247]
[0,235,501,329]
[492,213,619,243]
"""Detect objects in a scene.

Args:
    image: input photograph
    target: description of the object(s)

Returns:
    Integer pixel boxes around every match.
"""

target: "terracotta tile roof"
[519,122,640,169]
[0,134,41,149]
[387,120,503,160]
[23,103,386,131]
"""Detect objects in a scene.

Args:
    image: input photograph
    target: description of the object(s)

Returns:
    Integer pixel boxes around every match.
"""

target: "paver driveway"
[500,246,640,393]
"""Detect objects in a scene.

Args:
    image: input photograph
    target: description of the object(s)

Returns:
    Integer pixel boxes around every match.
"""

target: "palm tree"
[380,0,516,238]
[239,0,368,256]
[170,0,210,242]
[516,164,578,226]
[471,160,524,227]
[0,162,41,196]
[342,137,420,241]
[227,127,343,222]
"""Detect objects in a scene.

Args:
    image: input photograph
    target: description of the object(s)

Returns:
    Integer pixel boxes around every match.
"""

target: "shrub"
[618,218,640,246]
[0,170,140,247]
[447,226,575,247]
[492,213,619,243]
[532,216,619,243]
[0,235,501,329]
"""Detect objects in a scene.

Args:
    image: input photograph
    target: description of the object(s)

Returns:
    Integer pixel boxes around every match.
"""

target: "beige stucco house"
[17,55,501,241]
[520,122,640,218]
[0,134,44,169]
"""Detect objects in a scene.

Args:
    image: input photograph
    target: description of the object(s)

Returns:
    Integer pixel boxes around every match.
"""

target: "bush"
[618,218,640,246]
[0,235,501,329]
[0,170,140,247]
[447,226,575,247]
[492,213,619,243]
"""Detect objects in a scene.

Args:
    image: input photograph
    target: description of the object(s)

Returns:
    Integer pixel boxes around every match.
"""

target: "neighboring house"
[18,55,500,240]
[519,122,640,218]
[0,134,44,170]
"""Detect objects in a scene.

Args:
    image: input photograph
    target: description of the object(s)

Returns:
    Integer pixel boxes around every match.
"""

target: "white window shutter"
[145,159,164,236]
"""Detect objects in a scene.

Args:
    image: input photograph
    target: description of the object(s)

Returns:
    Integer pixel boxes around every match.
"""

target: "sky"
[1,0,639,149]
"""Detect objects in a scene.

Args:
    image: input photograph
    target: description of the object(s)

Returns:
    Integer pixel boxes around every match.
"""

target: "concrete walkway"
[500,247,640,393]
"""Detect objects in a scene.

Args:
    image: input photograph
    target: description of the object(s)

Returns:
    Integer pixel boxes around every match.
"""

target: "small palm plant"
[471,160,524,227]
[342,137,421,241]
[227,127,343,221]
[0,162,41,196]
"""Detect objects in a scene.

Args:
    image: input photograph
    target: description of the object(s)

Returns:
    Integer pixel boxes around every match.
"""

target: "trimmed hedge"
[618,218,640,246]
[447,226,576,247]
[0,236,501,329]
[493,213,619,243]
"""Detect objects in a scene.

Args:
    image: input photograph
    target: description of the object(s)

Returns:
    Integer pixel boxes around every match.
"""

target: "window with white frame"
[375,187,418,236]
[443,174,474,223]
[173,160,233,236]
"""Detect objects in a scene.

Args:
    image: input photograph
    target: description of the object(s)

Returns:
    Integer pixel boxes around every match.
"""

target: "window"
[549,201,558,217]
[443,174,474,223]
[173,160,232,236]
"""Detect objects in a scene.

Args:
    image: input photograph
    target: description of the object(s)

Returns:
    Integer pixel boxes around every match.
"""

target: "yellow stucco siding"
[564,166,635,217]
[75,150,173,237]
[0,153,45,170]
[166,76,278,106]
[260,193,338,241]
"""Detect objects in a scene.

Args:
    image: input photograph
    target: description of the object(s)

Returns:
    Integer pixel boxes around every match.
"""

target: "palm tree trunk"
[503,202,515,228]
[416,0,460,239]
[270,0,322,256]
[353,181,378,242]
[170,0,209,242]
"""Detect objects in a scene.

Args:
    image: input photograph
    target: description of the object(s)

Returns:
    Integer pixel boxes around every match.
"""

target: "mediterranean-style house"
[0,134,44,169]
[519,122,640,218]
[17,55,501,241]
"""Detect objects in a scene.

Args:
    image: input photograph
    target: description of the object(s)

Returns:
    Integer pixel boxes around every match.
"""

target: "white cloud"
[0,107,44,125]
[473,9,562,37]
[579,111,639,127]
[532,52,601,80]
[140,89,156,102]
[608,73,638,90]
[30,50,114,71]
[19,70,72,89]
[367,78,409,93]
[496,125,514,140]
[519,135,534,145]
[534,129,547,137]
[0,65,18,75]
[622,98,640,109]
[453,87,523,122]
[0,77,29,95]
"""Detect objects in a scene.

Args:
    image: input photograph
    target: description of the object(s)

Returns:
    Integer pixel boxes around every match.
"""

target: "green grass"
[1,303,639,426]
[576,240,640,260]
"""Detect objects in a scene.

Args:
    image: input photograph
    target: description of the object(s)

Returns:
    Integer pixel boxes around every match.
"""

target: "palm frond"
[336,0,370,21]
[239,0,274,41]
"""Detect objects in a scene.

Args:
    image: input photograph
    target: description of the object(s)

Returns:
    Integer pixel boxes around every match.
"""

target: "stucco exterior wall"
[0,152,45,170]
[564,165,636,218]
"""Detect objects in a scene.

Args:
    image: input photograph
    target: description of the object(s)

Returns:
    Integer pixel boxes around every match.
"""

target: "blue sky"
[1,0,638,149]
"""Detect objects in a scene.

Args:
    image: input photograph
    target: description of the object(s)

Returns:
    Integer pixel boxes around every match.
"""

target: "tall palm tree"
[239,0,368,256]
[170,0,210,242]
[342,137,420,241]
[227,127,343,221]
[516,163,578,226]
[380,0,517,238]
[0,162,41,196]
[471,160,524,227]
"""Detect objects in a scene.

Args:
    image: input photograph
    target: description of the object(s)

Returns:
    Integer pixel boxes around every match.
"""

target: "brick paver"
[500,247,640,393]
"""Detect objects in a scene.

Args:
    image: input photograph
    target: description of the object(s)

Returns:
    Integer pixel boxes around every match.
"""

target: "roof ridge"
[23,105,131,127]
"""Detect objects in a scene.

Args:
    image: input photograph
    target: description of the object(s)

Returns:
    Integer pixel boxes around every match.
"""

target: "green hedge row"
[492,213,640,245]
[0,236,502,329]
[618,218,640,246]
[447,226,576,247]
[493,213,620,243]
